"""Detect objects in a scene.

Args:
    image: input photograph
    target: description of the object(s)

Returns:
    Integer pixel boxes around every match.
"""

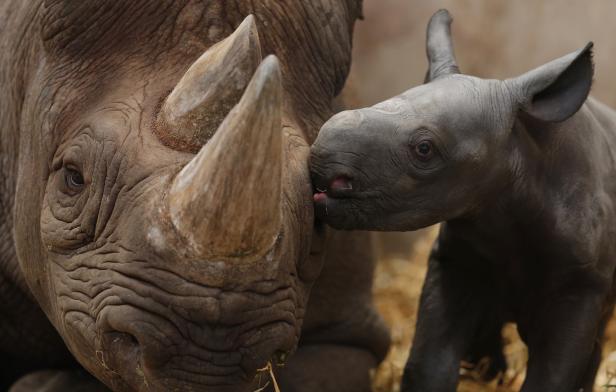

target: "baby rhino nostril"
[330,176,353,191]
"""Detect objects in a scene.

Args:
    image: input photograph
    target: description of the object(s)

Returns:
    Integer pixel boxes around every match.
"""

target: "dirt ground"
[370,227,616,392]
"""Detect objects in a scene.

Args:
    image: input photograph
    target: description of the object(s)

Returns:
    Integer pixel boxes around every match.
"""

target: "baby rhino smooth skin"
[311,9,616,392]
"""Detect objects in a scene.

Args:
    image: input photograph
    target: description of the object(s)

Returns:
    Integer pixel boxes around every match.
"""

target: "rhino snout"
[93,294,297,390]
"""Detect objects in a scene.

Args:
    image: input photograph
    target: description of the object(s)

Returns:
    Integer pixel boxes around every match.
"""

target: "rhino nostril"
[329,175,353,191]
[125,333,139,347]
[274,350,289,366]
[108,331,139,354]
[98,331,141,373]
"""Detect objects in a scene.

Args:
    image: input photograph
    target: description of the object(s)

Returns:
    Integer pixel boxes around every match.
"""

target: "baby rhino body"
[310,10,616,392]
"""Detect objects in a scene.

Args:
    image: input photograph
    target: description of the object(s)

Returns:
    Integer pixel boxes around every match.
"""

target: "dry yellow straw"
[254,361,281,392]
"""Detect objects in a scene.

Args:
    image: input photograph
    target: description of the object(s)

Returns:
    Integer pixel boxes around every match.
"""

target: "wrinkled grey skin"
[0,1,389,391]
[311,9,616,392]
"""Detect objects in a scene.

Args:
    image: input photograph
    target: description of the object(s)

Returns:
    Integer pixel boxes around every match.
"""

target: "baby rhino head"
[310,9,594,231]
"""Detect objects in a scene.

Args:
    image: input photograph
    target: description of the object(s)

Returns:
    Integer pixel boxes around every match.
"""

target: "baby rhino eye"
[414,140,434,161]
[64,167,85,193]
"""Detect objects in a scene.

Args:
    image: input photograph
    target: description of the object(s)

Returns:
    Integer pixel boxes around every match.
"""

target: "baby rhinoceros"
[310,9,616,392]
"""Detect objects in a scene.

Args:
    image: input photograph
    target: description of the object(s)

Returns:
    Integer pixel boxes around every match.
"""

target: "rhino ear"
[512,42,594,123]
[425,9,460,82]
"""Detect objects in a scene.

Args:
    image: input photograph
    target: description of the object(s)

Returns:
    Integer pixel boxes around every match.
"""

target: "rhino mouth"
[313,175,355,200]
[309,166,387,230]
[313,175,357,221]
[92,300,297,391]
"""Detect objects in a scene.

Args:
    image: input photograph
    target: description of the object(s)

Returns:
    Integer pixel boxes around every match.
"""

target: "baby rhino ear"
[512,42,594,122]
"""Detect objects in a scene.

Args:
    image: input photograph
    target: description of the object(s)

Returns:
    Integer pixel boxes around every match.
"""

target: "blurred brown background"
[347,0,616,108]
[344,1,616,391]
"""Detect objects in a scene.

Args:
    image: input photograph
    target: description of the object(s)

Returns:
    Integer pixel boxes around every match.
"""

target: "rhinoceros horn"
[168,55,283,260]
[426,9,460,82]
[158,14,262,152]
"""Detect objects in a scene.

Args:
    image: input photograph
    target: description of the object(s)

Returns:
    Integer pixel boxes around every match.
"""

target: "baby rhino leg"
[462,309,507,381]
[402,227,504,392]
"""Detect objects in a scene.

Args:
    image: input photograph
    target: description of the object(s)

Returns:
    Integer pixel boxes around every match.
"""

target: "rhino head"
[2,1,360,390]
[310,9,594,231]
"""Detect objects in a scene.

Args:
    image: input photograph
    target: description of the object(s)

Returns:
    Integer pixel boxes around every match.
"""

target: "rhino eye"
[413,140,434,161]
[64,166,85,193]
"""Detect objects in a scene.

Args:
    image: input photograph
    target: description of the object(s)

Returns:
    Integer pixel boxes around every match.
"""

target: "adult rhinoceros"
[0,1,389,391]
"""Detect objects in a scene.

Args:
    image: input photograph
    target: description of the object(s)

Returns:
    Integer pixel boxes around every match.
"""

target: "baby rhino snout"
[310,108,394,230]
[311,107,393,195]
[310,110,367,197]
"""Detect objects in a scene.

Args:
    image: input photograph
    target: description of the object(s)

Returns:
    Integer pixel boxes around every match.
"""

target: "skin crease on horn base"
[311,8,616,392]
[0,1,390,391]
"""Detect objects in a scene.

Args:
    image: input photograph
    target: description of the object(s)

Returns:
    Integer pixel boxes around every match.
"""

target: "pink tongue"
[330,176,352,191]
[313,193,327,203]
